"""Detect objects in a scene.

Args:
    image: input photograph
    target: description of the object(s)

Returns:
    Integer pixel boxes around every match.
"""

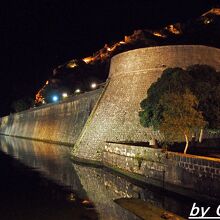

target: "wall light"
[52,96,58,102]
[62,93,68,98]
[91,83,97,89]
[75,89,81,93]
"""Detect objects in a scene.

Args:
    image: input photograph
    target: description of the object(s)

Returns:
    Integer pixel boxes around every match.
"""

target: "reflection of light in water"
[0,137,140,219]
[0,136,191,219]
[67,193,76,202]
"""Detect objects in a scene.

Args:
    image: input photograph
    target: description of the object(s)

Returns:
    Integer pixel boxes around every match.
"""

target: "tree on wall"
[186,65,220,130]
[139,64,220,153]
[139,67,193,129]
[159,90,206,153]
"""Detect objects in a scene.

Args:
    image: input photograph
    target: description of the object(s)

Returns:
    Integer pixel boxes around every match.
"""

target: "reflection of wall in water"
[0,137,139,220]
[0,136,87,198]
[73,164,190,218]
[0,136,191,219]
[73,164,140,220]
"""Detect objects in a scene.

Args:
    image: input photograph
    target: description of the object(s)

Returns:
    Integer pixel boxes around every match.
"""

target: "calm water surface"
[0,136,216,220]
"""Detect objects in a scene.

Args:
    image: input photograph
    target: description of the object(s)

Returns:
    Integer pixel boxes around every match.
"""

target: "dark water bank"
[0,136,218,220]
[0,151,98,220]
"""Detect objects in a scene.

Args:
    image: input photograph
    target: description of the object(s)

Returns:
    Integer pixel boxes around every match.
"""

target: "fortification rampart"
[73,45,220,162]
[1,45,220,162]
[103,142,220,201]
[0,89,103,145]
[1,45,220,201]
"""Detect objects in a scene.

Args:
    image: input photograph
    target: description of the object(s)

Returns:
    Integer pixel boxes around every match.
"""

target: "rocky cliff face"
[35,8,220,104]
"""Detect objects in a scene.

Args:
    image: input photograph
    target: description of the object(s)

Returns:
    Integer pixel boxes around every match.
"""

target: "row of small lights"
[45,82,98,104]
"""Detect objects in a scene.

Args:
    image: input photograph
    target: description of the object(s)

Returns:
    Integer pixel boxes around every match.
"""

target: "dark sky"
[0,0,215,116]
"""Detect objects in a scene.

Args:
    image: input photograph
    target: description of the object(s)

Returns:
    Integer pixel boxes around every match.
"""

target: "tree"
[186,65,220,130]
[139,64,220,152]
[139,67,193,130]
[159,90,206,153]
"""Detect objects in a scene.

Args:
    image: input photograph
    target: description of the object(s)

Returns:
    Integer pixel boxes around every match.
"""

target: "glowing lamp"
[91,83,97,89]
[75,89,81,93]
[52,96,58,102]
[62,93,68,98]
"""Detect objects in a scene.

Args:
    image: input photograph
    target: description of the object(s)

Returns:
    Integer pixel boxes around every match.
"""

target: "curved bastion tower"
[73,45,220,162]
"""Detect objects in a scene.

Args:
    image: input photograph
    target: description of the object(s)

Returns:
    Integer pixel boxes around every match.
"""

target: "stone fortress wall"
[1,45,220,160]
[1,45,220,200]
[0,88,103,145]
[73,45,220,162]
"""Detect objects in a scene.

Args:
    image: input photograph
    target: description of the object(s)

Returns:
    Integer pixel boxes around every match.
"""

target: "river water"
[0,136,215,220]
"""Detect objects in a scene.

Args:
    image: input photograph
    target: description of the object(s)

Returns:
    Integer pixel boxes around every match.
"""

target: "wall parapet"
[103,142,220,201]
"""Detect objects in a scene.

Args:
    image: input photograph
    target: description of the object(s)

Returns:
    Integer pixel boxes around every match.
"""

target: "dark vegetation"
[11,97,34,113]
[139,65,220,155]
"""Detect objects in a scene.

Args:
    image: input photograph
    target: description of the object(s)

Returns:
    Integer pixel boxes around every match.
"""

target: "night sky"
[0,0,216,116]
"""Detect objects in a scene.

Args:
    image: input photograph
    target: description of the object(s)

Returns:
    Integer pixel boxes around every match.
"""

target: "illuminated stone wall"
[1,45,220,162]
[103,142,220,201]
[73,45,220,162]
[0,89,103,145]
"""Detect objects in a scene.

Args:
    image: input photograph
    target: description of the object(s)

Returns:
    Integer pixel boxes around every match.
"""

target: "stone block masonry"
[0,88,103,145]
[73,45,220,162]
[103,142,220,201]
[1,45,220,201]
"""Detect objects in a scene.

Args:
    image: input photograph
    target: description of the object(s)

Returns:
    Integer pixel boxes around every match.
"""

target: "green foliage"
[159,90,206,142]
[139,67,193,129]
[139,64,220,133]
[186,65,220,129]
[135,152,144,169]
